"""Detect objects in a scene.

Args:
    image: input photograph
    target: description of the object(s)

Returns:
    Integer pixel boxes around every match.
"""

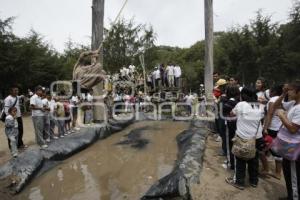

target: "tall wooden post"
[92,0,105,123]
[139,55,147,95]
[204,0,214,101]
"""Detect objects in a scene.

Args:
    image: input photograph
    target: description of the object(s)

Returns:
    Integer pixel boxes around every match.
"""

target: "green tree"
[103,18,156,73]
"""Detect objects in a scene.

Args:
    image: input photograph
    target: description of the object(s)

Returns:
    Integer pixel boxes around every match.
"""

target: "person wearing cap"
[214,79,228,147]
[30,86,48,149]
[214,79,227,100]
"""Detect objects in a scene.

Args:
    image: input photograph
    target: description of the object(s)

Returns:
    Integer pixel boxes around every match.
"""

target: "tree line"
[0,1,299,97]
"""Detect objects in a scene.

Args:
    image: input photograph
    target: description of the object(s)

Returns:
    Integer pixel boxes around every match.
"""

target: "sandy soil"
[191,134,287,200]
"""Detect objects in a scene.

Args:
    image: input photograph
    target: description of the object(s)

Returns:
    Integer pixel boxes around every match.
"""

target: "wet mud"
[13,121,189,200]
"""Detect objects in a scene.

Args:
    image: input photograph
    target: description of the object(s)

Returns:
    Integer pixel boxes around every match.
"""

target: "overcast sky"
[0,0,295,52]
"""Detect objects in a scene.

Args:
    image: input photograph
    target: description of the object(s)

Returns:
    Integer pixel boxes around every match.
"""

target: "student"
[159,64,165,87]
[263,85,283,179]
[64,100,71,134]
[84,91,93,124]
[214,79,227,148]
[213,71,220,84]
[184,93,194,116]
[255,77,270,174]
[49,96,58,139]
[174,65,182,88]
[166,64,175,88]
[154,67,161,90]
[4,86,27,149]
[5,107,19,157]
[70,94,80,131]
[221,85,240,169]
[256,77,268,106]
[30,86,47,149]
[56,98,66,137]
[273,81,300,200]
[226,87,264,190]
[42,91,51,142]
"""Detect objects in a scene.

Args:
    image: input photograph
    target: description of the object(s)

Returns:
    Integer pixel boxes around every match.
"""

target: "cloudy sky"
[0,0,295,52]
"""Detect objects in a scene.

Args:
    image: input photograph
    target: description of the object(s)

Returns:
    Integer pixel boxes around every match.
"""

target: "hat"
[216,79,227,86]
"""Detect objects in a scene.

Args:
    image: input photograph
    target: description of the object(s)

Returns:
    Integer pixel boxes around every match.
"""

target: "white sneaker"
[71,130,75,133]
[53,136,59,139]
[75,127,80,131]
[60,135,64,138]
[13,153,18,158]
[41,144,48,149]
[46,138,51,143]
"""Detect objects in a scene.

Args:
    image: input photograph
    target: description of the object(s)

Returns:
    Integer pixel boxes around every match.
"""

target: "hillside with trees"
[0,1,299,97]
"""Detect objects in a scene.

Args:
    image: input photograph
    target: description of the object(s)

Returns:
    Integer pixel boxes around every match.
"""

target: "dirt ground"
[191,133,287,200]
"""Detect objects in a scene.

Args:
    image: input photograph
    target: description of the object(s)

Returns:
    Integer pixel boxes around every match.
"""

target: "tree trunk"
[92,0,105,123]
[204,0,214,101]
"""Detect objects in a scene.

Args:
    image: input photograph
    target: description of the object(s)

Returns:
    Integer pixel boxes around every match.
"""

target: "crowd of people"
[1,85,96,156]
[1,68,299,199]
[212,72,300,200]
[147,64,182,91]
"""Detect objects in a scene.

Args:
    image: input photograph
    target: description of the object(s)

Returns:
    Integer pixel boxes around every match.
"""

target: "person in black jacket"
[220,85,240,169]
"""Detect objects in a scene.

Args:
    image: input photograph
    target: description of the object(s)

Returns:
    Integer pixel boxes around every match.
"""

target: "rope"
[73,0,129,79]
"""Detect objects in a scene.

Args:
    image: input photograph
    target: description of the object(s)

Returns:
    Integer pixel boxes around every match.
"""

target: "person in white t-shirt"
[5,107,19,157]
[4,86,27,149]
[70,95,80,131]
[30,86,47,148]
[129,65,135,73]
[273,82,300,199]
[174,65,182,88]
[120,67,126,80]
[262,85,284,179]
[123,92,131,113]
[226,87,263,190]
[184,94,194,115]
[154,67,161,90]
[42,91,51,143]
[49,96,58,139]
[84,90,93,124]
[256,77,268,109]
[166,65,175,87]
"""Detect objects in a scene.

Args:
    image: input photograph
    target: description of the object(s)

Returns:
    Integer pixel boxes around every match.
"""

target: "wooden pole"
[139,55,147,95]
[92,0,105,123]
[204,0,214,101]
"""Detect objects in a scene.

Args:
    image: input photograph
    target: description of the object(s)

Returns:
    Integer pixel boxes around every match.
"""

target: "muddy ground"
[0,117,288,199]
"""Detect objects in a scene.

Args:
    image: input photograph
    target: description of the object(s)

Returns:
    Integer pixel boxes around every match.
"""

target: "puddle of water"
[15,121,188,200]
